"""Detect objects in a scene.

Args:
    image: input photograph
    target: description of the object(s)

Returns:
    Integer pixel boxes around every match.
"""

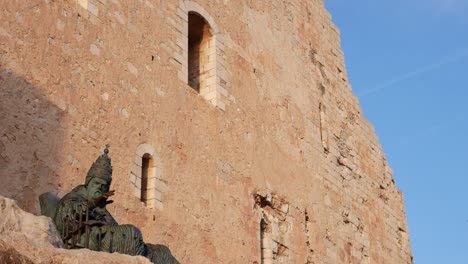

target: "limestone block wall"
[0,0,412,263]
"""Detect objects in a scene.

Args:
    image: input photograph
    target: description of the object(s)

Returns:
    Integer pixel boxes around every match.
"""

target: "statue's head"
[85,145,112,200]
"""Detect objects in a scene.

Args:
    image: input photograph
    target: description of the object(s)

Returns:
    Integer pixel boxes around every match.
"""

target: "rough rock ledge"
[0,195,151,264]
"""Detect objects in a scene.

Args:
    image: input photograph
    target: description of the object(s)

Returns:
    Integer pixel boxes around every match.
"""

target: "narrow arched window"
[141,153,153,204]
[130,144,165,210]
[188,12,215,96]
[176,2,227,110]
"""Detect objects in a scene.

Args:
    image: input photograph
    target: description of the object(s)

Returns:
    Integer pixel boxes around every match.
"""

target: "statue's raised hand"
[101,190,115,200]
[88,190,115,207]
[101,190,115,205]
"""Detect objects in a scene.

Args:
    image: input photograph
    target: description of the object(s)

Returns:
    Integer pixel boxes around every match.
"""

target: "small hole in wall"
[319,83,326,96]
[151,55,155,61]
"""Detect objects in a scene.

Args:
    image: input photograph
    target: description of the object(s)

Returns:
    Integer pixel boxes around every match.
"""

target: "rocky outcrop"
[0,195,151,263]
[0,194,63,248]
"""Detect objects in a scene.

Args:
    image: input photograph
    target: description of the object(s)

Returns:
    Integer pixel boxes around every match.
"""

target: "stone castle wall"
[0,0,412,263]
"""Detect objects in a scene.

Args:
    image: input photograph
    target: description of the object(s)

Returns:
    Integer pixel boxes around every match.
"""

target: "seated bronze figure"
[39,146,179,264]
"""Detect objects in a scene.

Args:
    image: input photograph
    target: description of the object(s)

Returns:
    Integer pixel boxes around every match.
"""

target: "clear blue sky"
[325,1,468,263]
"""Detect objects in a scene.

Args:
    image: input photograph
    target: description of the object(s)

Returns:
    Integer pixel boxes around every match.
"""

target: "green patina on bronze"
[39,146,179,264]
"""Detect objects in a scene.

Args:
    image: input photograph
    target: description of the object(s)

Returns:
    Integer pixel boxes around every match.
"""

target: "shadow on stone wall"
[0,66,64,213]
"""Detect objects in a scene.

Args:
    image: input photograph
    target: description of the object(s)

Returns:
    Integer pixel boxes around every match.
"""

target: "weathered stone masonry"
[0,0,412,263]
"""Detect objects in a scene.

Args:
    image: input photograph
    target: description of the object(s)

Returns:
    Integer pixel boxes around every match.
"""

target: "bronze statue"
[39,146,179,264]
